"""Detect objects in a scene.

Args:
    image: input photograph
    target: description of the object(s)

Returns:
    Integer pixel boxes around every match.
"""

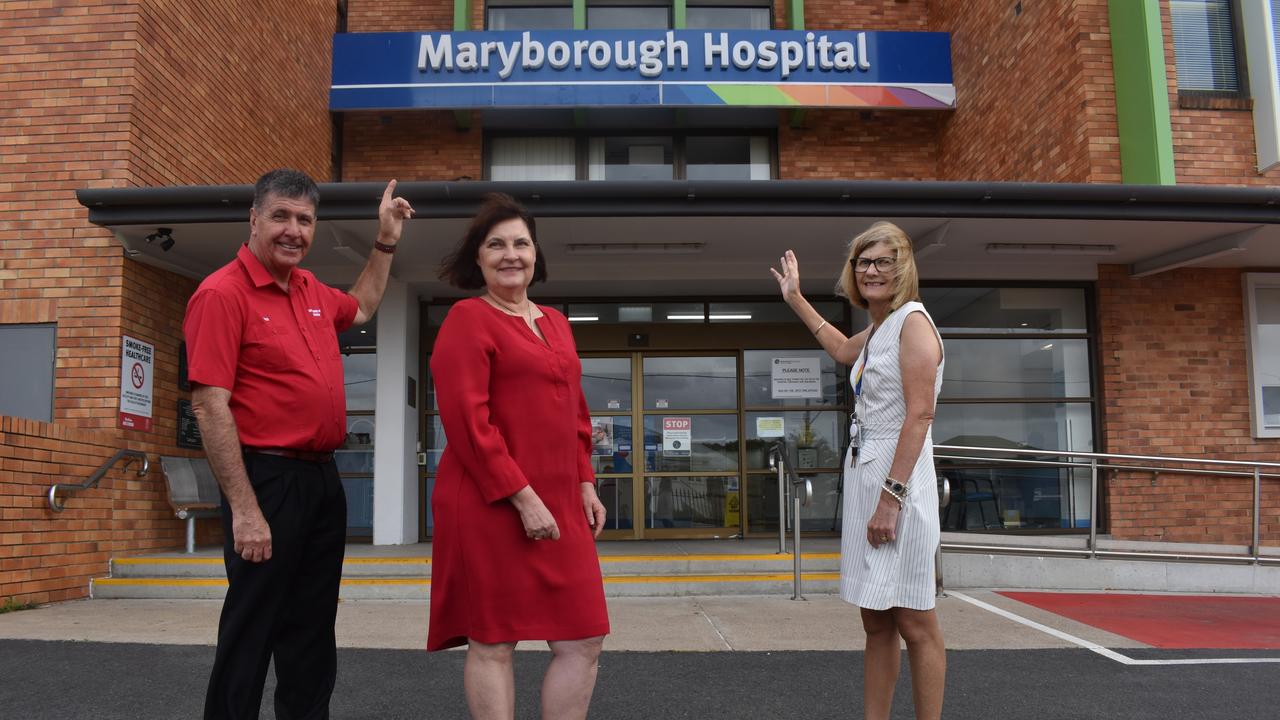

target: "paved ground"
[1,592,1277,719]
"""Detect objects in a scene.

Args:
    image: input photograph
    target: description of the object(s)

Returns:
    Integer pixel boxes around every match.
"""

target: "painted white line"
[948,591,1280,667]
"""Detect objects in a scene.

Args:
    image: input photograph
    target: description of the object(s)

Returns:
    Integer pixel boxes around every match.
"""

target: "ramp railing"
[769,441,813,600]
[933,444,1280,566]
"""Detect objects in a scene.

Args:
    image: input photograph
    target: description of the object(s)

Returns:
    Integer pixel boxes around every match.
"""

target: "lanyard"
[853,322,877,405]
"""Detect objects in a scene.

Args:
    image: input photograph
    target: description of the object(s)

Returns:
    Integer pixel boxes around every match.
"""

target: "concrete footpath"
[2,592,1279,719]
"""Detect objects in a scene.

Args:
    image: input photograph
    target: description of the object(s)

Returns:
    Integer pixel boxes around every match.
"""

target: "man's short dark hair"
[438,193,548,289]
[253,169,320,211]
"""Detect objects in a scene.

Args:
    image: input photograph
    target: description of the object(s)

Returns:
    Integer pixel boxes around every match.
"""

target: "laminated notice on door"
[771,357,822,399]
[662,417,691,456]
[756,416,785,438]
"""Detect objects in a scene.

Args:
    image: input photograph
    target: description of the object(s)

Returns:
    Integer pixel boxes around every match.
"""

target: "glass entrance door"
[586,354,741,539]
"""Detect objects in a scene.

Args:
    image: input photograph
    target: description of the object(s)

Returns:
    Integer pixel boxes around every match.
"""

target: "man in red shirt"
[184,169,414,720]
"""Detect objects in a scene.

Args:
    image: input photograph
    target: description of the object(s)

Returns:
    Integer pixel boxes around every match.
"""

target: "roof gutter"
[76,180,1280,226]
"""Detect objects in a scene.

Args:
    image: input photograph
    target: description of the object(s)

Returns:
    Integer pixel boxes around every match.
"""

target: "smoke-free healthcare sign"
[118,335,154,432]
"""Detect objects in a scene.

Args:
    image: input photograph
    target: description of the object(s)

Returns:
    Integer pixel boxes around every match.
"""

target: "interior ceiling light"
[708,313,752,320]
[666,313,706,320]
[986,243,1117,256]
[566,242,704,255]
[568,315,599,322]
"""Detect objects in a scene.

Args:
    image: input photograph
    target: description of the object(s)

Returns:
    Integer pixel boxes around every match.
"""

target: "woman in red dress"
[429,193,610,720]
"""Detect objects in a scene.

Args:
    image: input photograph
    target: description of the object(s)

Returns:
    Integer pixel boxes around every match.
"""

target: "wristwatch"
[883,477,908,498]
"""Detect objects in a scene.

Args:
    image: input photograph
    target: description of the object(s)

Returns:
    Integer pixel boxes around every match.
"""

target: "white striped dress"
[839,301,944,611]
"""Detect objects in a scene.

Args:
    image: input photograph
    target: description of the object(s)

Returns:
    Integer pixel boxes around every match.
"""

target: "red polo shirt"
[183,244,359,452]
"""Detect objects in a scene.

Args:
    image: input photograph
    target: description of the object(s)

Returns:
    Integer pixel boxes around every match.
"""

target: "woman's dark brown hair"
[438,193,547,289]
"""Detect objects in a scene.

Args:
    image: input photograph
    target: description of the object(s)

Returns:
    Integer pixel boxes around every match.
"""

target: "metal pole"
[186,516,197,554]
[1089,458,1098,559]
[792,490,804,600]
[777,454,787,554]
[935,545,945,598]
[1253,466,1261,564]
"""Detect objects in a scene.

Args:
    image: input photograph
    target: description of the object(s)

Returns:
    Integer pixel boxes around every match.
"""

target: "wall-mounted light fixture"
[145,227,175,252]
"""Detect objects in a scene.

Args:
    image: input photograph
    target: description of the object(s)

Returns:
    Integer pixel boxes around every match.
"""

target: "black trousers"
[204,453,347,720]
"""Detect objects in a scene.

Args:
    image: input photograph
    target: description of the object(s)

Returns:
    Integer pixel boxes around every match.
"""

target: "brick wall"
[1097,265,1279,544]
[932,0,1121,183]
[0,1,335,603]
[778,110,939,180]
[0,418,186,604]
[1157,0,1280,185]
[802,0,928,30]
[129,0,335,185]
[341,111,483,181]
[348,0,452,32]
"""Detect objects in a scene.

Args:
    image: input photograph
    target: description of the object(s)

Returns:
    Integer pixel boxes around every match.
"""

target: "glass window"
[487,5,574,29]
[747,472,841,533]
[588,136,674,180]
[588,414,634,474]
[588,5,671,29]
[940,466,1092,531]
[744,410,844,470]
[424,415,447,473]
[743,349,845,407]
[337,415,376,475]
[1170,0,1242,92]
[581,357,632,411]
[343,353,377,411]
[643,356,737,410]
[941,338,1091,399]
[933,402,1094,454]
[644,475,737,528]
[923,287,1087,334]
[708,300,841,324]
[597,477,636,529]
[642,414,739,471]
[1245,273,1280,437]
[685,136,771,180]
[489,137,576,181]
[686,6,771,30]
[338,414,375,536]
[0,323,54,422]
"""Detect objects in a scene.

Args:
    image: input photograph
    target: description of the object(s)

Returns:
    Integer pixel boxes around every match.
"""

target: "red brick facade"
[0,0,334,605]
[1157,0,1280,185]
[932,0,1121,183]
[1097,265,1279,544]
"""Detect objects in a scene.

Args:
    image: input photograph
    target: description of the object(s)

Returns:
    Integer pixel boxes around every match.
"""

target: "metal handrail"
[933,444,1277,566]
[769,441,812,600]
[48,449,149,512]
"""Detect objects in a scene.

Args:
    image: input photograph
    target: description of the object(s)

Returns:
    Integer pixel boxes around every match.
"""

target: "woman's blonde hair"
[836,221,921,310]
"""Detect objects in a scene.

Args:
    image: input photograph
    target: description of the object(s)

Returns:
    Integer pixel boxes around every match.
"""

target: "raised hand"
[377,179,415,244]
[769,249,802,302]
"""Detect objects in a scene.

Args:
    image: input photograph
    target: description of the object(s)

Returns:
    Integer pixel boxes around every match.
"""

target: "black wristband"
[374,240,397,254]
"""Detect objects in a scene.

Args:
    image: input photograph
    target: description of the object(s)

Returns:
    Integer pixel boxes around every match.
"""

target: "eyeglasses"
[851,256,896,274]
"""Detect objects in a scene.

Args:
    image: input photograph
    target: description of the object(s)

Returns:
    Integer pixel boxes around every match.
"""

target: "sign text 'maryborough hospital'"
[329,30,955,110]
[420,31,872,80]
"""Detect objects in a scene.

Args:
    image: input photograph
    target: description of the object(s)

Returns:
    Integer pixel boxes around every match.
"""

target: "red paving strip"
[997,592,1280,650]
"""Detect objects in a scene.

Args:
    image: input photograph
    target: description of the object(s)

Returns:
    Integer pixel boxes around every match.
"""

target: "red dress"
[427,297,610,651]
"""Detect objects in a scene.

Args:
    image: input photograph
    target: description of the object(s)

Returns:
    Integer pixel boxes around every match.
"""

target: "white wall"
[373,280,421,544]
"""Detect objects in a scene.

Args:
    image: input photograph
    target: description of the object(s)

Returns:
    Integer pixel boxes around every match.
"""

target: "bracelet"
[812,320,828,336]
[373,240,398,254]
[882,476,908,505]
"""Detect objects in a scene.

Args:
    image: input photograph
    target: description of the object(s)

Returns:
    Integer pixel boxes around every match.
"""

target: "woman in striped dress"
[772,221,946,720]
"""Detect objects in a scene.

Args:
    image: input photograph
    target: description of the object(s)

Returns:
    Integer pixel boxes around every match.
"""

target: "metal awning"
[77,180,1280,296]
